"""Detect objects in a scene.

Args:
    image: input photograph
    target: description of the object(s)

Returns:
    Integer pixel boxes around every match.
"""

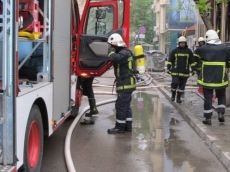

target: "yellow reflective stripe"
[191,62,196,66]
[108,51,115,56]
[117,85,136,90]
[117,77,135,90]
[177,53,189,56]
[167,61,172,65]
[117,64,120,77]
[186,54,189,69]
[198,80,228,87]
[203,61,225,65]
[127,56,133,69]
[175,54,178,68]
[194,54,200,58]
[171,73,189,77]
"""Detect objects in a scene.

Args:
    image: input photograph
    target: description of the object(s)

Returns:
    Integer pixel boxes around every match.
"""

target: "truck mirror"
[96,9,106,19]
[95,21,106,35]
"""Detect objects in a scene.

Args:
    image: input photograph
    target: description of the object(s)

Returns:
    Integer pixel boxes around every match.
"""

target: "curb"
[148,74,230,171]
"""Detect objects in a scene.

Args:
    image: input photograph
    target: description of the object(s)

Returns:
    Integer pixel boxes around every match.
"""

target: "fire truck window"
[86,6,113,35]
[118,1,124,28]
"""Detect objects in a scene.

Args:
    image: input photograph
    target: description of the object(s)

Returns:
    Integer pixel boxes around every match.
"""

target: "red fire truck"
[0,0,130,171]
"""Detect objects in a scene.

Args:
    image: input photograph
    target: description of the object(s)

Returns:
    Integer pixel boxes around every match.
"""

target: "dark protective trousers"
[203,88,226,118]
[115,91,133,127]
[81,77,95,99]
[171,76,188,93]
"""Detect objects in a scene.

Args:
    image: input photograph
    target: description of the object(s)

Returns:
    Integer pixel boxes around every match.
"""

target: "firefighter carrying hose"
[195,29,230,125]
[167,36,196,103]
[107,33,136,134]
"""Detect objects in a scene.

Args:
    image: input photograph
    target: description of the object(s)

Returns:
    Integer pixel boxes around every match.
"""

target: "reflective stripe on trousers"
[203,88,226,118]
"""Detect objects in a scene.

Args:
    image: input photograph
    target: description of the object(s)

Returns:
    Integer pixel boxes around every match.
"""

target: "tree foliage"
[130,0,155,44]
[195,0,230,29]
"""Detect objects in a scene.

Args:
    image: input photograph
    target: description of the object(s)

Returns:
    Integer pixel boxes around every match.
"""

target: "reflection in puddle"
[131,92,196,172]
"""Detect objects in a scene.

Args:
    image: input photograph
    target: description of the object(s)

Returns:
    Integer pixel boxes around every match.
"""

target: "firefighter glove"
[167,64,171,70]
[108,47,116,54]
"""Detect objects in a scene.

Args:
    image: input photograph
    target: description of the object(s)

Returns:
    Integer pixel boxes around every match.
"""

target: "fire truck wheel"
[69,106,79,119]
[23,105,44,172]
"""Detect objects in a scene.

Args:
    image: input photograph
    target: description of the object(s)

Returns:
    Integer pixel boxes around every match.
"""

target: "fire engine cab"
[0,0,130,171]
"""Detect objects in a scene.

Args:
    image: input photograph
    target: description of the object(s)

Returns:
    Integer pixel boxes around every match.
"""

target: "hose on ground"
[65,98,116,172]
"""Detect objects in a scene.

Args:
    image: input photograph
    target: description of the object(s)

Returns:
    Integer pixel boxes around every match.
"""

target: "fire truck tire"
[23,105,44,172]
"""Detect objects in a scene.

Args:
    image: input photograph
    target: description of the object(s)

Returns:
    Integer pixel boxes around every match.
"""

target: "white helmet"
[205,30,219,42]
[178,36,187,43]
[107,33,126,47]
[198,37,205,42]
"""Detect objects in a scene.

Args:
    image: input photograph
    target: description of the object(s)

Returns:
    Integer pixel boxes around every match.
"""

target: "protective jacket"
[193,46,203,72]
[108,47,136,93]
[167,45,196,78]
[194,44,230,89]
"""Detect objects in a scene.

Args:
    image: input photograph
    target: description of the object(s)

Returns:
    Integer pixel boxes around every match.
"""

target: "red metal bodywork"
[75,0,130,77]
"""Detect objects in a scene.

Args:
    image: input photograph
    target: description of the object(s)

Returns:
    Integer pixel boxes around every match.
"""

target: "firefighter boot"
[176,92,182,103]
[85,99,99,117]
[107,123,125,134]
[202,118,212,125]
[218,113,225,123]
[171,90,176,101]
[125,121,132,132]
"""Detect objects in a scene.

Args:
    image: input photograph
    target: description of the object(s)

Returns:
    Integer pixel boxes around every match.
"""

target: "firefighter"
[107,33,136,134]
[194,37,205,77]
[167,36,196,103]
[196,29,230,125]
[79,76,99,125]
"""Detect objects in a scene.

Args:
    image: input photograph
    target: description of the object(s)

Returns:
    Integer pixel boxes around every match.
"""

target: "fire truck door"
[76,0,130,77]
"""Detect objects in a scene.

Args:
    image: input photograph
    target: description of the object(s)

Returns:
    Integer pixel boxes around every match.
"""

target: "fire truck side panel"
[16,83,53,169]
[52,0,71,121]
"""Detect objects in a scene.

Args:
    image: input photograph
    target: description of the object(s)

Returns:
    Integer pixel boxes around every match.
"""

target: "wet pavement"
[69,70,228,172]
[41,69,229,172]
[149,71,230,171]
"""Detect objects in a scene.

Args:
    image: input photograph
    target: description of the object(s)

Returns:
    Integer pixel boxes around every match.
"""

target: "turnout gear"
[218,113,225,122]
[196,30,230,125]
[176,91,182,103]
[107,33,126,47]
[203,118,212,125]
[108,48,136,93]
[171,90,176,101]
[85,98,98,117]
[107,122,125,134]
[196,45,230,89]
[194,37,205,76]
[78,77,99,124]
[168,38,195,104]
[167,45,196,78]
[107,40,136,133]
[125,121,132,132]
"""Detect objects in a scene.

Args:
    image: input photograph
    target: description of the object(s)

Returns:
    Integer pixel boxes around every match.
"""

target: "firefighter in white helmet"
[195,29,230,125]
[167,36,196,103]
[107,33,136,134]
[194,37,206,77]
